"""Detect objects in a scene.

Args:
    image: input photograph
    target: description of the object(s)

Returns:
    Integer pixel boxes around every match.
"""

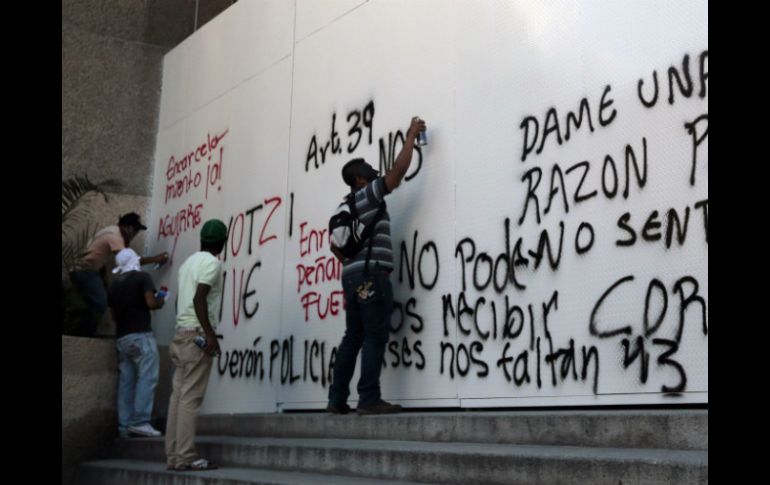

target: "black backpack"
[329,192,386,271]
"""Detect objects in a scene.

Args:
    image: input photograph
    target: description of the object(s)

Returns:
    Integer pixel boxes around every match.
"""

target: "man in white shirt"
[164,219,227,472]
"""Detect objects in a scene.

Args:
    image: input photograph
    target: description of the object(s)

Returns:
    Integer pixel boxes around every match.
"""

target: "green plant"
[61,174,120,334]
[61,174,120,272]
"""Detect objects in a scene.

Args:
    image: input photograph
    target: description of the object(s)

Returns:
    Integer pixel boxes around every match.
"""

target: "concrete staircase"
[75,409,708,484]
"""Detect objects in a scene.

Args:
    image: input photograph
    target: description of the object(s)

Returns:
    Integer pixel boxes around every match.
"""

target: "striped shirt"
[339,176,393,277]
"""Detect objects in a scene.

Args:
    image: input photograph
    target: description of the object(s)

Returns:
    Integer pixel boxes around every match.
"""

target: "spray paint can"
[417,130,428,146]
[155,286,169,300]
[194,335,220,356]
[194,335,207,349]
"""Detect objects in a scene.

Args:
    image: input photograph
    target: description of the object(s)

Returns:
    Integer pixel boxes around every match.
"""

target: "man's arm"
[144,291,165,310]
[193,283,221,356]
[140,252,169,266]
[384,117,426,192]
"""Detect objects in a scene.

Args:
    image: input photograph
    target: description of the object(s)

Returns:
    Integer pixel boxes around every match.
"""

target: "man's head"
[200,219,228,255]
[118,212,148,243]
[342,158,379,189]
[112,248,141,275]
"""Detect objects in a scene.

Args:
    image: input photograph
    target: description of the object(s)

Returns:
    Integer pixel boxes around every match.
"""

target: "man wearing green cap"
[165,218,228,472]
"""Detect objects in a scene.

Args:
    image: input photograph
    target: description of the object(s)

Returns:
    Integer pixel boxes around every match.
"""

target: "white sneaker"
[127,423,162,437]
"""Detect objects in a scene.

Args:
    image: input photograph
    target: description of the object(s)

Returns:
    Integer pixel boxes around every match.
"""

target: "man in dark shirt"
[108,248,166,437]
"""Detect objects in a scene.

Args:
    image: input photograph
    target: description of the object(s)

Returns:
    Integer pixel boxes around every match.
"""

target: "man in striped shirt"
[327,116,426,415]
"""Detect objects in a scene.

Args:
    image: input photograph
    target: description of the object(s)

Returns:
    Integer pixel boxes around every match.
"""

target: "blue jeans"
[116,332,159,432]
[329,270,393,408]
[70,270,108,336]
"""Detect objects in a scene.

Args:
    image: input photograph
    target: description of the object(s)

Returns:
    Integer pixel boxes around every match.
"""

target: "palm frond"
[61,175,121,234]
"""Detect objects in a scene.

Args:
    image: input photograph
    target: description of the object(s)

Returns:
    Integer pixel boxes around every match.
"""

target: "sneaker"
[326,402,352,414]
[118,429,130,439]
[128,423,162,437]
[356,400,402,415]
[175,458,219,471]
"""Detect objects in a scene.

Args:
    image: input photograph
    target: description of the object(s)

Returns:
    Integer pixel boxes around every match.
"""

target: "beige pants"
[164,331,213,467]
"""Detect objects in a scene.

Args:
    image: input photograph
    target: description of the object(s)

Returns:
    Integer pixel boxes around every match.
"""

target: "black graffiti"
[455,219,600,294]
[518,137,647,226]
[242,261,261,319]
[216,337,337,387]
[620,337,686,394]
[305,113,340,171]
[497,338,599,393]
[575,222,595,255]
[444,290,555,349]
[442,292,529,342]
[684,114,708,187]
[219,269,226,323]
[280,338,302,384]
[439,341,489,378]
[217,337,266,379]
[637,70,659,108]
[347,100,375,153]
[621,336,650,383]
[644,279,668,337]
[590,275,707,393]
[637,50,708,109]
[653,338,687,394]
[590,276,635,338]
[441,290,600,393]
[391,298,424,334]
[399,231,439,290]
[387,338,426,370]
[496,343,532,386]
[520,84,617,162]
[288,192,294,238]
[672,276,708,340]
[454,219,527,293]
[379,129,423,181]
[387,297,425,370]
[615,200,708,249]
[306,101,375,172]
[304,340,336,386]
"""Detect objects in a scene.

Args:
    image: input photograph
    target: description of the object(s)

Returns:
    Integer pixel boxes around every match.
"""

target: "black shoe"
[356,400,402,415]
[326,402,352,414]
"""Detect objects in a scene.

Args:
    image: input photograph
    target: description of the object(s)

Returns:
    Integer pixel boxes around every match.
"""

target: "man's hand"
[384,116,427,192]
[140,252,170,267]
[407,116,426,140]
[203,331,221,356]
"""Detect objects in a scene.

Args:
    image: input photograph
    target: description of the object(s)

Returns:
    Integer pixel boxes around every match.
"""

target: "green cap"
[200,219,228,244]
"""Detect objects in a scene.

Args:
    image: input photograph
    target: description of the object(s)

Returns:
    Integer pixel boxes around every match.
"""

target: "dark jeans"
[70,270,108,337]
[329,270,393,408]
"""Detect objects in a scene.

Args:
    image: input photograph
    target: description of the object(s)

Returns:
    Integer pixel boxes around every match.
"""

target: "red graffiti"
[205,145,224,200]
[166,129,229,181]
[157,203,204,240]
[298,221,328,258]
[231,268,245,327]
[300,290,345,322]
[296,255,341,293]
[259,197,281,246]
